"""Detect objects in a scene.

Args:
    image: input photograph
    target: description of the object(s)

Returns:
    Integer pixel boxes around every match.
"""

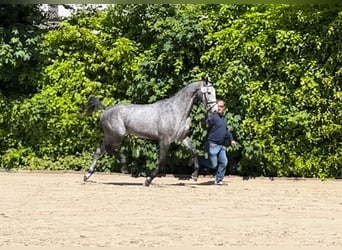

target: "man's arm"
[225,128,237,147]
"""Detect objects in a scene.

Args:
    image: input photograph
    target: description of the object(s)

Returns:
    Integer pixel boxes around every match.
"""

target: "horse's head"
[200,77,218,113]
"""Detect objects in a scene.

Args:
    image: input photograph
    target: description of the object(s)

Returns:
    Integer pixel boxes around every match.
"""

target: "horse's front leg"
[144,141,170,186]
[182,137,199,181]
[83,143,106,182]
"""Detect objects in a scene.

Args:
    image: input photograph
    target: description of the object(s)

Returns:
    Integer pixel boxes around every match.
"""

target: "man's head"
[216,99,225,115]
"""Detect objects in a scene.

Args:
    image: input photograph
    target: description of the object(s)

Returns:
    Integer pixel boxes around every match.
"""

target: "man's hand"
[231,140,237,147]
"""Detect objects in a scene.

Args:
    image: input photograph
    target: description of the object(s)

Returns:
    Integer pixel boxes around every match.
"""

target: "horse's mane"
[170,80,202,99]
[152,80,201,105]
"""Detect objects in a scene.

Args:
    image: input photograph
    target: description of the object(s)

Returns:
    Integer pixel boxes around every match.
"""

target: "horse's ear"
[203,75,212,86]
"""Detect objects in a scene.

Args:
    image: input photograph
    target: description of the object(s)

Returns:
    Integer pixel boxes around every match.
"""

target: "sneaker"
[214,180,223,185]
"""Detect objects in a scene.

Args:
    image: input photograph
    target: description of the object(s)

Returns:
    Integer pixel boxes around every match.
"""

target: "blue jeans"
[198,142,228,182]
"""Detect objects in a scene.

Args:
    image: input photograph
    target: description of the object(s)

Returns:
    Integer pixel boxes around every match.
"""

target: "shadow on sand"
[82,177,216,187]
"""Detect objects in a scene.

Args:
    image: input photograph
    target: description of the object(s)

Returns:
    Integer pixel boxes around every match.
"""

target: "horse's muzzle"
[208,103,218,113]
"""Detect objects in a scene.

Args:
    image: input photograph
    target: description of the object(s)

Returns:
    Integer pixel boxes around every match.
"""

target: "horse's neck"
[169,83,198,120]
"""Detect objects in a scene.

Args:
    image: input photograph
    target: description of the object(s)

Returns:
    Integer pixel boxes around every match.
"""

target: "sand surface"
[0,171,341,247]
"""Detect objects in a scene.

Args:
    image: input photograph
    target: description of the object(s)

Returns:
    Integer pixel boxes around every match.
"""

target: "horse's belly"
[126,122,160,140]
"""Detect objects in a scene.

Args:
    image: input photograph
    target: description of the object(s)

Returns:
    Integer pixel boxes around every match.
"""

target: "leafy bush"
[1,4,341,179]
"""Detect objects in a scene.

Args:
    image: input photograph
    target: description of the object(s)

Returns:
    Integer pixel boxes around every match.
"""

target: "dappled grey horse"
[83,78,217,186]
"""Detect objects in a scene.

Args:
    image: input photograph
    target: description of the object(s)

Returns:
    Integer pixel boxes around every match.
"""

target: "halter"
[201,77,217,113]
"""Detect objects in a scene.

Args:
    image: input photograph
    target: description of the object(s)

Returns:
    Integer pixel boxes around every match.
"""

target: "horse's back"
[100,102,180,140]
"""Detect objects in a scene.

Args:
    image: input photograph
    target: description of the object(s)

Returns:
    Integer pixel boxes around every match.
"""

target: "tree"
[202,4,342,178]
[0,4,46,96]
[1,4,341,179]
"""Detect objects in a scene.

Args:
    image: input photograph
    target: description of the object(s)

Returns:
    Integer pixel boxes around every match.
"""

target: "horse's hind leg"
[83,143,106,182]
[182,137,199,181]
[110,149,128,174]
[120,153,128,174]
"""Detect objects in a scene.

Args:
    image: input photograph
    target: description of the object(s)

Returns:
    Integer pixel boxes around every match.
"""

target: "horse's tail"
[85,96,106,115]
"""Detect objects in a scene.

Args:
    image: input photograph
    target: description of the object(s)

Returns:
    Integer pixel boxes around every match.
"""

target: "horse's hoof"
[83,172,91,182]
[191,174,198,182]
[120,166,129,174]
[144,177,151,186]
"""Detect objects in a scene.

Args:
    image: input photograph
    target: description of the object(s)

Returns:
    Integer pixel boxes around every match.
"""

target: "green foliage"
[1,145,92,171]
[202,4,342,178]
[0,4,45,96]
[1,4,341,179]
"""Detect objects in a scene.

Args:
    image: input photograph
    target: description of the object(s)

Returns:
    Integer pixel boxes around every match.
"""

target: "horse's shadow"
[170,180,214,186]
[83,180,143,186]
[83,178,215,186]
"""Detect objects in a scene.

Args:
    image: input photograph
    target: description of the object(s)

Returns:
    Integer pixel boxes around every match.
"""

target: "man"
[199,99,237,185]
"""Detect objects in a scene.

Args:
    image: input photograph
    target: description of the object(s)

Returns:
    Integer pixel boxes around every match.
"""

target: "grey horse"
[83,78,217,186]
